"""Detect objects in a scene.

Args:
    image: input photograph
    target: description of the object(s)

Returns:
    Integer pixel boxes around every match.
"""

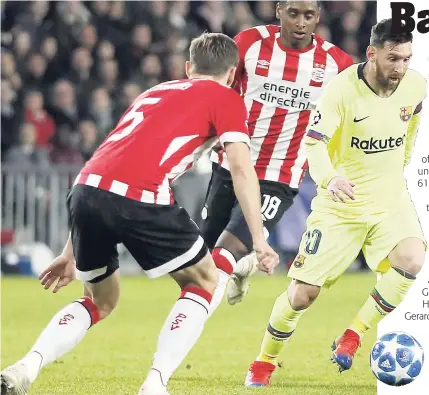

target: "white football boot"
[138,388,170,395]
[226,252,258,305]
[138,369,171,395]
[1,363,31,395]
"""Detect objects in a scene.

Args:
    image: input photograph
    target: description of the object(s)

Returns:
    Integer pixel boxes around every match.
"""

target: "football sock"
[258,290,307,365]
[234,252,256,277]
[350,267,415,338]
[207,248,236,317]
[19,297,100,383]
[147,286,212,388]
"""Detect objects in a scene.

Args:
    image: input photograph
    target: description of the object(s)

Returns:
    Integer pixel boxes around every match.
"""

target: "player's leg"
[200,163,235,250]
[139,254,217,394]
[339,208,426,369]
[227,182,298,305]
[118,202,217,394]
[211,181,297,311]
[1,185,121,394]
[246,212,366,386]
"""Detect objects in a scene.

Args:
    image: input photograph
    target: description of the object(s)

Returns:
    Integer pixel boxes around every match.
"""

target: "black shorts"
[201,164,298,252]
[67,185,208,283]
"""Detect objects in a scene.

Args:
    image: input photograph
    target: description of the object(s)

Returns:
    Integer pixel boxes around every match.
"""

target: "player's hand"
[327,176,355,203]
[253,239,279,275]
[39,254,76,293]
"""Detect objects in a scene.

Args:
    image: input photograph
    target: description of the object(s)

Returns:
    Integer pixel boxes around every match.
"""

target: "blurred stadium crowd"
[1,1,375,271]
[1,0,376,164]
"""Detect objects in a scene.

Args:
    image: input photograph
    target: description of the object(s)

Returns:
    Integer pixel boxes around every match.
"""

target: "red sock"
[212,247,236,275]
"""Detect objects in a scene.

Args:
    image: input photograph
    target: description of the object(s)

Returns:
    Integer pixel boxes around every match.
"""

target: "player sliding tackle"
[1,33,278,395]
[245,18,427,386]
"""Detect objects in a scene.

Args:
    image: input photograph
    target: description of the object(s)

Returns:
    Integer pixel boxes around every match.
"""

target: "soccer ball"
[370,332,424,386]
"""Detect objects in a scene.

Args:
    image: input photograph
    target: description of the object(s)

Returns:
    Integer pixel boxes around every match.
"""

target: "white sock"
[19,297,100,383]
[143,286,212,389]
[208,269,230,318]
[206,248,237,318]
[234,252,257,277]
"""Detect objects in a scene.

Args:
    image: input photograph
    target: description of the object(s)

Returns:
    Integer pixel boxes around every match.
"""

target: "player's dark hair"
[278,1,322,7]
[370,18,413,48]
[189,32,239,77]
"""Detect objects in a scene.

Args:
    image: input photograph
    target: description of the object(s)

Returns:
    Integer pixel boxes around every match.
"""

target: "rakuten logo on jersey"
[260,82,315,110]
[350,134,406,154]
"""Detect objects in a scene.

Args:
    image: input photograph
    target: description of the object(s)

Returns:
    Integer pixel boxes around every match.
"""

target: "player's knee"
[288,281,320,310]
[174,253,218,295]
[389,238,425,276]
[91,296,118,320]
[393,254,423,277]
[215,231,250,261]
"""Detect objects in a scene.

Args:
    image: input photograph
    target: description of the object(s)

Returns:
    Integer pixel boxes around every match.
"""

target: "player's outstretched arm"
[39,234,76,293]
[305,73,355,202]
[225,142,279,274]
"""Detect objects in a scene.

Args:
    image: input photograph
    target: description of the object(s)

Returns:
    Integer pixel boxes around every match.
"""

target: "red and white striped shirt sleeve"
[232,28,263,95]
[211,88,250,147]
[328,46,354,72]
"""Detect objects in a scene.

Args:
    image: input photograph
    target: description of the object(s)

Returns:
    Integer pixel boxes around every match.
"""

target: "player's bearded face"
[374,42,412,89]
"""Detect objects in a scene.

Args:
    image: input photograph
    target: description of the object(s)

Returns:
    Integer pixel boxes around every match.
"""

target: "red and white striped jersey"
[75,79,249,204]
[210,25,353,188]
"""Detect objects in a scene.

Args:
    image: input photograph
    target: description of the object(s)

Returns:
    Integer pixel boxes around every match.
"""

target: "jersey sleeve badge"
[400,106,413,122]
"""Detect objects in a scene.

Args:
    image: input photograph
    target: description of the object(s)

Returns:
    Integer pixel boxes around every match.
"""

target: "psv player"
[201,1,353,311]
[246,19,426,386]
[0,33,278,395]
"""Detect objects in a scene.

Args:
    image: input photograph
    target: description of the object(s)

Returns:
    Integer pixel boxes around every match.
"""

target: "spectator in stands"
[67,47,97,105]
[1,79,22,155]
[41,36,62,84]
[98,58,120,96]
[26,54,48,94]
[78,119,99,161]
[49,124,84,165]
[165,53,186,80]
[137,54,162,90]
[24,90,55,148]
[47,79,86,131]
[4,122,50,168]
[117,24,152,79]
[1,50,22,91]
[12,30,31,74]
[115,82,142,119]
[88,87,114,137]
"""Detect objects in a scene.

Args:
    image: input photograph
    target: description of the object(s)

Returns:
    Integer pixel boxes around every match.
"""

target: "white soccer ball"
[370,332,424,386]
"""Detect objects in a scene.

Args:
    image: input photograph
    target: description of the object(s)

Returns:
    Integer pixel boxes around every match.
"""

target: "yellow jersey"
[305,63,427,213]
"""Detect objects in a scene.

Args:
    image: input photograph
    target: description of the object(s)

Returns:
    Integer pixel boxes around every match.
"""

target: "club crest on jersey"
[311,67,325,83]
[400,106,412,122]
[293,254,306,268]
[256,60,270,69]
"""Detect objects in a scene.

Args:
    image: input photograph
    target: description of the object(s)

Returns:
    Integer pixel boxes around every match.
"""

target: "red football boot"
[331,329,361,372]
[244,361,276,387]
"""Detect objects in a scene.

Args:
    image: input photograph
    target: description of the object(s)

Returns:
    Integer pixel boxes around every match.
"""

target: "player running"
[201,0,353,312]
[245,18,427,386]
[1,33,278,395]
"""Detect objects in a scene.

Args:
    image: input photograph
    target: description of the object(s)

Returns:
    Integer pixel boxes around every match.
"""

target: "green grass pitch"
[2,273,377,395]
